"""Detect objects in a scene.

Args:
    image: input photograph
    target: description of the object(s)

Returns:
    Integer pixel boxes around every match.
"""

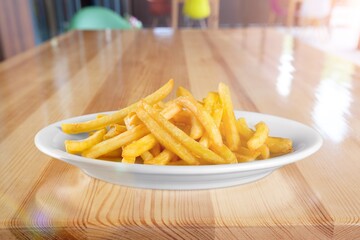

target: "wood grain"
[0,28,360,239]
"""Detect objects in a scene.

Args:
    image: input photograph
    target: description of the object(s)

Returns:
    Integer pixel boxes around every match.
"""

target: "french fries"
[149,142,161,156]
[219,82,240,151]
[82,124,149,159]
[140,151,154,162]
[136,105,200,165]
[62,80,293,165]
[256,144,270,160]
[176,86,192,97]
[141,101,227,165]
[247,122,269,150]
[189,115,204,140]
[203,92,219,114]
[122,134,157,159]
[265,137,292,155]
[65,129,106,154]
[61,79,174,134]
[236,118,253,141]
[103,124,127,140]
[144,149,174,165]
[176,96,223,147]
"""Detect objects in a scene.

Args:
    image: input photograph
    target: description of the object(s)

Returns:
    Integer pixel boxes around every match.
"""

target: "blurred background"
[0,0,359,62]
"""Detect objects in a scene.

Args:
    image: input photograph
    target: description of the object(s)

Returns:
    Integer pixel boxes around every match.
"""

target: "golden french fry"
[211,102,223,128]
[176,96,223,147]
[144,149,175,165]
[247,122,269,150]
[65,129,106,154]
[103,124,127,140]
[203,92,219,113]
[238,147,261,158]
[62,79,174,134]
[121,102,181,158]
[176,86,192,97]
[219,122,226,139]
[124,112,142,130]
[171,84,203,106]
[154,101,166,110]
[210,144,237,164]
[235,153,258,163]
[157,101,166,108]
[82,124,149,159]
[178,92,221,145]
[136,105,200,165]
[265,137,293,155]
[140,151,154,162]
[172,110,192,124]
[167,160,189,165]
[160,102,182,119]
[218,82,240,151]
[122,134,157,158]
[236,146,261,162]
[190,115,204,140]
[236,118,254,141]
[199,98,223,148]
[149,142,161,156]
[142,101,227,165]
[199,134,210,148]
[170,154,179,162]
[199,96,233,163]
[113,100,180,159]
[175,122,191,135]
[256,144,270,159]
[122,157,136,164]
[100,148,122,158]
[200,95,223,144]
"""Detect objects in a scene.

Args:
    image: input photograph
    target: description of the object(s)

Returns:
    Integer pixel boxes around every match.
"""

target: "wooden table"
[171,0,220,29]
[1,28,360,239]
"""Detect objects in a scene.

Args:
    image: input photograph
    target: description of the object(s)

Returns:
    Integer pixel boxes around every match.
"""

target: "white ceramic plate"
[34,111,322,190]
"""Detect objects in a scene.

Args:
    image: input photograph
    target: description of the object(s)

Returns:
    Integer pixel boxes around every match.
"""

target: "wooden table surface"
[1,28,360,239]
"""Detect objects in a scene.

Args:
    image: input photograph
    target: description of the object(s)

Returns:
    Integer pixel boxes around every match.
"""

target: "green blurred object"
[69,6,132,30]
[183,0,210,20]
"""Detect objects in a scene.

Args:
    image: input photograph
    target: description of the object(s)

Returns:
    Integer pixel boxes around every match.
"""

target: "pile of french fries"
[62,80,292,165]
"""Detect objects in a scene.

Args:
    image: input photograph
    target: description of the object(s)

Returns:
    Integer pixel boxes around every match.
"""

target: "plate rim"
[34,110,323,175]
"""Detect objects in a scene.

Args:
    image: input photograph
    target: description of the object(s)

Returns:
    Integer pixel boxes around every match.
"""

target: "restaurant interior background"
[0,0,359,63]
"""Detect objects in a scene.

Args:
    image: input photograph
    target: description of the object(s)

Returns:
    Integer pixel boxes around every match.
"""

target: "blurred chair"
[147,0,171,27]
[298,0,333,27]
[183,0,211,28]
[268,0,287,25]
[269,0,334,28]
[69,6,131,30]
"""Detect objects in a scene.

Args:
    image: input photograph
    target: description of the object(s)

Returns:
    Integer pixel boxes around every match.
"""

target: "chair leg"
[151,17,159,28]
[200,19,207,29]
[268,12,276,26]
[186,18,196,28]
[165,17,171,27]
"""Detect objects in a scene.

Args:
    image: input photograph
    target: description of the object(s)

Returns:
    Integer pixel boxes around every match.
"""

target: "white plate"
[34,111,323,190]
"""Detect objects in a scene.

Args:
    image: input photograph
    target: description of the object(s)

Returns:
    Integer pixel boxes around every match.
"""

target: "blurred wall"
[220,0,270,27]
[0,0,35,60]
